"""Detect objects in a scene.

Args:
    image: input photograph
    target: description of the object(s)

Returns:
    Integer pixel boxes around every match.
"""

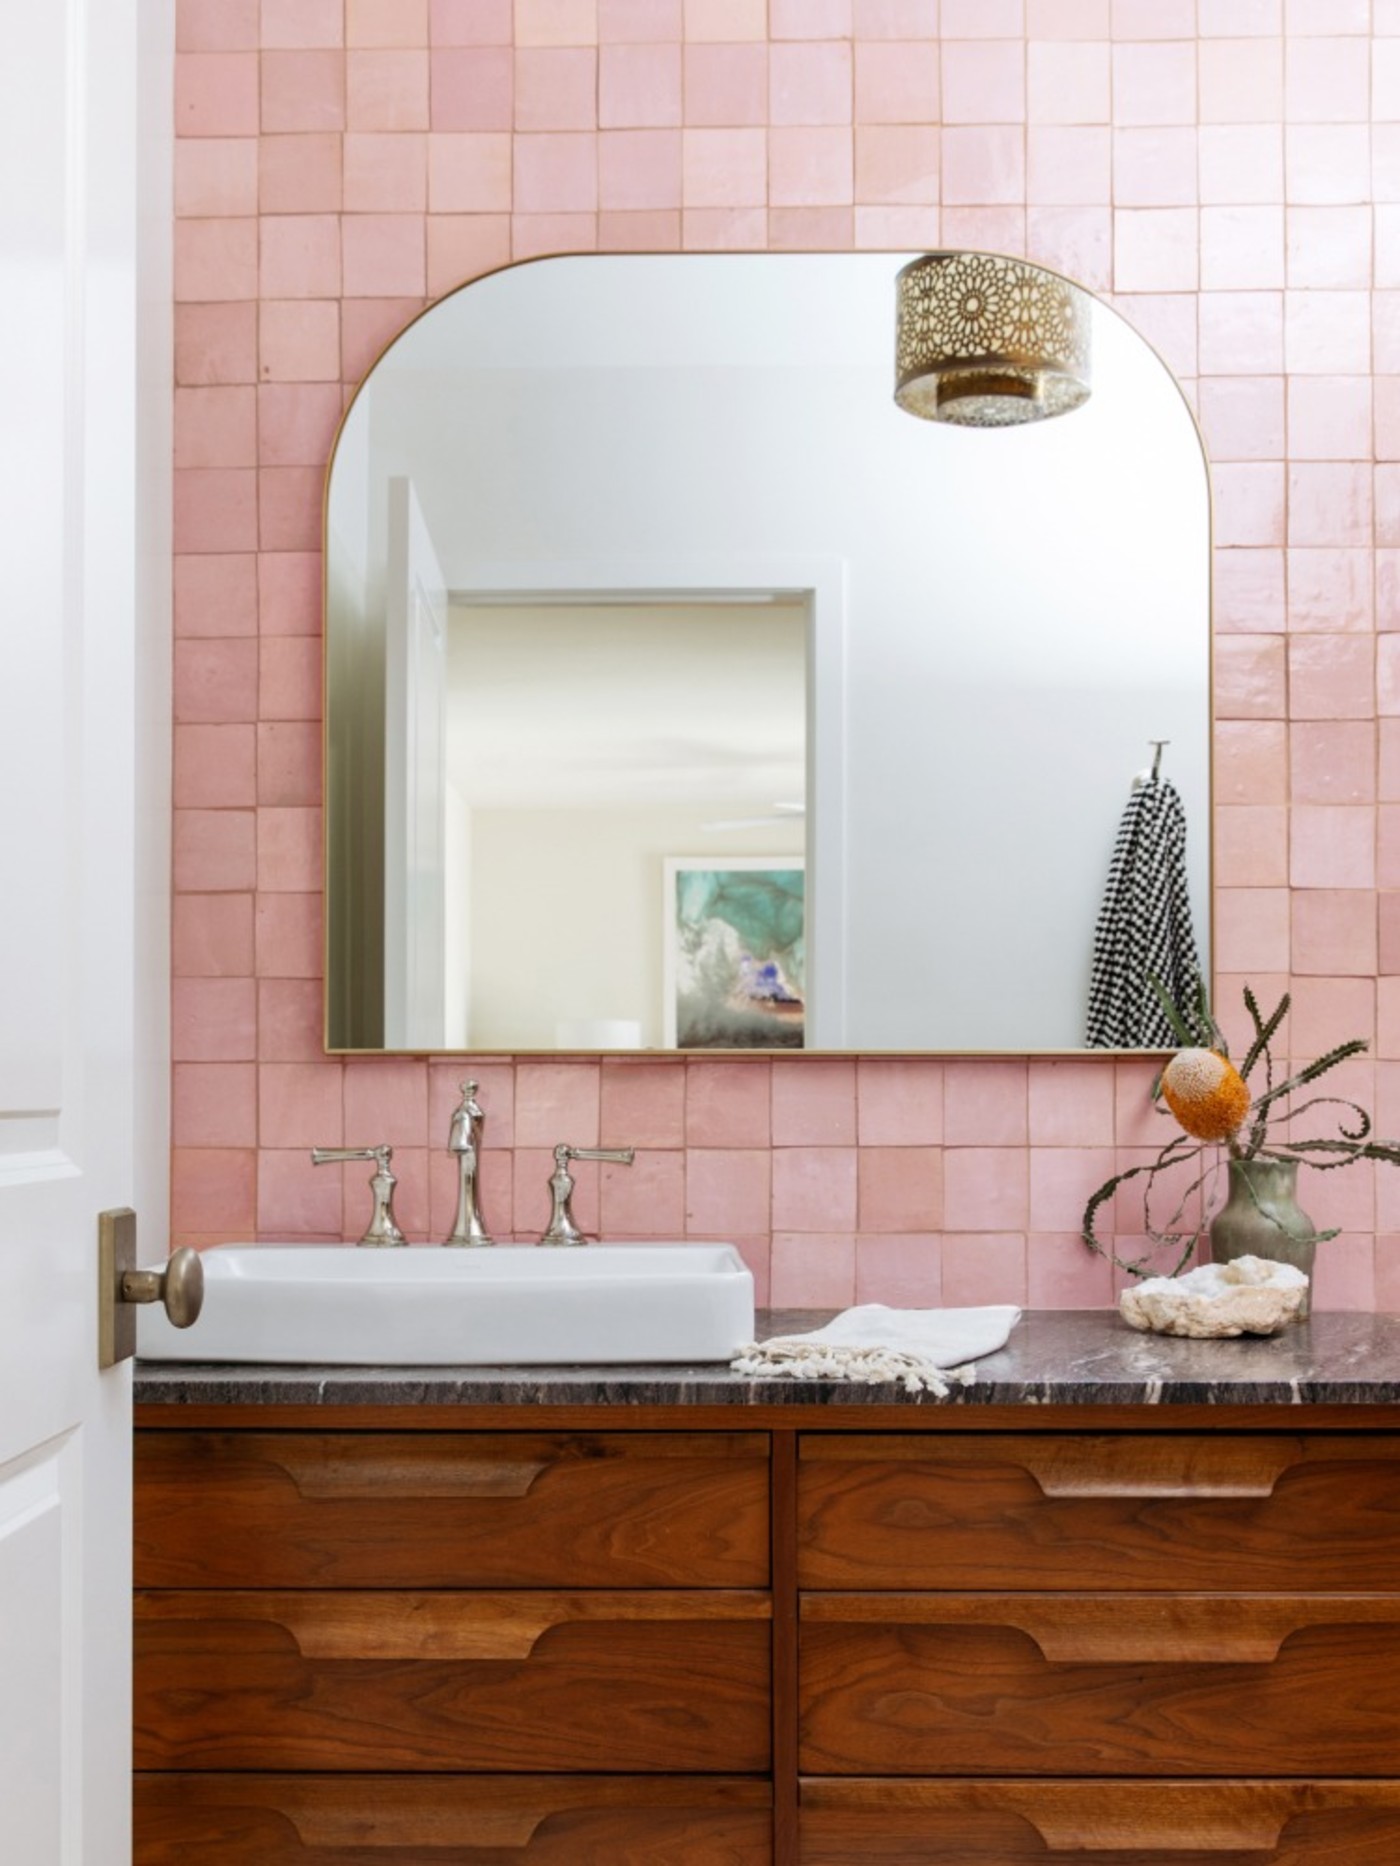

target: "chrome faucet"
[540,1143,635,1246]
[443,1079,493,1247]
[311,1144,406,1246]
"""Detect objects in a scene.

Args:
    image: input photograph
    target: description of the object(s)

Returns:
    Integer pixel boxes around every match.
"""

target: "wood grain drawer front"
[135,1431,769,1589]
[134,1775,773,1865]
[799,1780,1400,1865]
[135,1590,771,1775]
[799,1595,1400,1776]
[798,1433,1400,1591]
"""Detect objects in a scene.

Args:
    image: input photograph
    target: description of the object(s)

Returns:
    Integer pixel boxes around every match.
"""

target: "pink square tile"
[769,205,854,247]
[174,809,257,893]
[1112,127,1196,207]
[1289,630,1374,718]
[1213,549,1284,634]
[685,1148,771,1233]
[1200,205,1282,291]
[1027,206,1109,289]
[1114,0,1194,30]
[941,204,1027,252]
[174,468,259,552]
[1381,636,1400,716]
[1286,124,1370,206]
[1286,35,1369,123]
[176,138,259,220]
[1381,465,1400,548]
[261,50,346,132]
[430,0,514,42]
[770,1234,856,1308]
[1215,634,1285,719]
[772,1060,856,1145]
[259,464,324,551]
[258,1061,343,1148]
[772,0,852,33]
[258,1149,345,1237]
[257,805,321,891]
[600,0,682,38]
[515,0,601,41]
[769,126,853,207]
[258,382,342,469]
[259,300,341,382]
[771,1147,858,1232]
[1026,1233,1115,1308]
[430,46,513,128]
[1214,803,1288,886]
[599,1060,686,1146]
[1113,1059,1169,1148]
[259,978,325,1060]
[856,0,940,32]
[515,1062,602,1148]
[1026,0,1109,31]
[858,1148,943,1233]
[1291,889,1377,976]
[342,214,427,296]
[177,52,260,136]
[261,0,343,47]
[171,1148,257,1238]
[173,892,254,977]
[1027,42,1109,126]
[1287,377,1372,463]
[940,40,1025,125]
[943,1148,1029,1231]
[257,720,321,805]
[427,212,513,291]
[260,214,341,298]
[1114,207,1198,293]
[172,977,257,1062]
[1027,1147,1116,1234]
[1199,293,1284,377]
[344,299,429,383]
[175,637,259,724]
[601,43,681,127]
[943,0,1022,29]
[770,42,852,127]
[179,0,259,51]
[342,1058,429,1148]
[174,219,258,303]
[258,552,321,635]
[1199,37,1282,124]
[1028,1061,1115,1148]
[175,724,257,809]
[348,48,431,128]
[176,304,258,387]
[1199,0,1282,28]
[1212,463,1285,548]
[1382,818,1400,888]
[1311,1234,1376,1312]
[427,133,513,211]
[514,132,600,212]
[855,126,939,205]
[1287,206,1371,292]
[682,127,766,205]
[599,129,682,209]
[853,203,941,247]
[516,47,598,130]
[343,133,428,212]
[682,0,765,40]
[684,43,767,126]
[1027,127,1110,204]
[940,1234,1027,1308]
[173,1062,257,1148]
[1291,804,1377,887]
[686,1060,771,1146]
[942,126,1024,205]
[1378,385,1400,466]
[513,208,598,256]
[1197,377,1284,463]
[254,893,323,979]
[597,207,681,247]
[175,387,258,472]
[856,1060,942,1146]
[1111,41,1196,126]
[601,1149,685,1235]
[855,1235,942,1306]
[261,143,343,225]
[1383,723,1400,799]
[1290,720,1377,805]
[854,42,939,124]
[1286,291,1371,376]
[1215,885,1290,972]
[348,0,429,45]
[1198,125,1282,205]
[943,1062,1028,1147]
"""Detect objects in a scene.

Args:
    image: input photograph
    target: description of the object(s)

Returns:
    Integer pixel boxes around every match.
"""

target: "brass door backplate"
[98,1207,138,1369]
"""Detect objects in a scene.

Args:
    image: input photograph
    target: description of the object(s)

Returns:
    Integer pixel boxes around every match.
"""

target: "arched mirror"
[325,253,1210,1055]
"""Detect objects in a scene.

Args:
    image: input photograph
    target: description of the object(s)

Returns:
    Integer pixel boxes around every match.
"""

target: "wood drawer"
[135,1430,769,1588]
[135,1590,771,1774]
[134,1774,772,1864]
[798,1433,1400,1591]
[799,1594,1400,1776]
[799,1780,1400,1864]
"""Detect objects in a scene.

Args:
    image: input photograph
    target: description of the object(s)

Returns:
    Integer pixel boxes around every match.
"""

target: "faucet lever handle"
[541,1144,635,1246]
[311,1144,406,1247]
[555,1144,636,1167]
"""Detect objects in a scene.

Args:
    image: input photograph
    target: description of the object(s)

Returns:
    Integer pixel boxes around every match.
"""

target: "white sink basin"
[136,1243,755,1366]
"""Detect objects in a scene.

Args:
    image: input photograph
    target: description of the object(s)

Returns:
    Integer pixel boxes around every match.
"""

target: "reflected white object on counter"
[1119,1256,1307,1339]
[555,1018,643,1049]
[137,1243,754,1367]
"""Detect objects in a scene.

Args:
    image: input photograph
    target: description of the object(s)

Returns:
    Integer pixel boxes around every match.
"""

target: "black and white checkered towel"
[1086,775,1201,1049]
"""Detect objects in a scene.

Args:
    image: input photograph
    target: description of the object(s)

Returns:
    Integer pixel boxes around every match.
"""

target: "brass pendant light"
[894,252,1092,428]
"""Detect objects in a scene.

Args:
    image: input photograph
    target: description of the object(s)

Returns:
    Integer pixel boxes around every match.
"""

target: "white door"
[0,2,169,1861]
[384,477,450,1048]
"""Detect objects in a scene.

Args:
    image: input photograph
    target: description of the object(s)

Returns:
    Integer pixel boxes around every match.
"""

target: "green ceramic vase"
[1209,1157,1316,1319]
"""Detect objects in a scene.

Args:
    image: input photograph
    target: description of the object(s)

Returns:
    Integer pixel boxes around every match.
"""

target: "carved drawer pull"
[803,1593,1400,1665]
[272,1443,555,1500]
[1004,1439,1299,1500]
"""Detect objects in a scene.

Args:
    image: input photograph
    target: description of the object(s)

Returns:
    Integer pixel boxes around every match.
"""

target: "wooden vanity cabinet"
[133,1407,1400,1866]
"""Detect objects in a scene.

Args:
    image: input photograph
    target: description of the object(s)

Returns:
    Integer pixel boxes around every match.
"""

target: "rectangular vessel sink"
[136,1243,755,1366]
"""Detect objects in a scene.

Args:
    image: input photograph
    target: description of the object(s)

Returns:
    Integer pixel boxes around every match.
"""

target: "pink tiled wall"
[173,0,1400,1312]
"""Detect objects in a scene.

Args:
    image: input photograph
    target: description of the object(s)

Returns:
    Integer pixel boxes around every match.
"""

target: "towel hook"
[1132,741,1170,793]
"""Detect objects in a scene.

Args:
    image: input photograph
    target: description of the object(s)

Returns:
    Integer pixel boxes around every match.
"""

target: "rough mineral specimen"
[1119,1255,1308,1338]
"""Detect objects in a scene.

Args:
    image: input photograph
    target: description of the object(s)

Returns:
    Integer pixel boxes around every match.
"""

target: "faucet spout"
[444,1080,494,1246]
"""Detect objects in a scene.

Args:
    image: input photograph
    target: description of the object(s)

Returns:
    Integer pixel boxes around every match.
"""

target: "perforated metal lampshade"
[894,252,1092,428]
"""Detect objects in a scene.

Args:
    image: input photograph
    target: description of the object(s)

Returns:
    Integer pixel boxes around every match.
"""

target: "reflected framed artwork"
[663,857,806,1050]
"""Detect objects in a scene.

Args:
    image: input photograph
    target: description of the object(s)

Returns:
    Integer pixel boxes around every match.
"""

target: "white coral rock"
[1119,1255,1308,1339]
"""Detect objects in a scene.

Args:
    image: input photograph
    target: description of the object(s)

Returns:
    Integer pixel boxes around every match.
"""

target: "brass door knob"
[121,1247,205,1329]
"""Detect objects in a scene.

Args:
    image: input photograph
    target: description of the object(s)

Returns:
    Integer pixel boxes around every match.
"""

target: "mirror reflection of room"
[325,255,1210,1056]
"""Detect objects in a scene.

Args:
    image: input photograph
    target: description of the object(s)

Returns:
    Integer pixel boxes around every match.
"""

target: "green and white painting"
[664,858,805,1049]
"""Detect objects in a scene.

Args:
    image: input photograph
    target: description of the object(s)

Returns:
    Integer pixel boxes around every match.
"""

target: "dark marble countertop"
[132,1309,1400,1409]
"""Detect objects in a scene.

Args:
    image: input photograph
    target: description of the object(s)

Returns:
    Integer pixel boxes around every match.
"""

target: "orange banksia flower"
[1160,1048,1251,1143]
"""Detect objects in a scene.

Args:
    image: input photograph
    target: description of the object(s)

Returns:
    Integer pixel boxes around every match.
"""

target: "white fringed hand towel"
[732,1304,1021,1396]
